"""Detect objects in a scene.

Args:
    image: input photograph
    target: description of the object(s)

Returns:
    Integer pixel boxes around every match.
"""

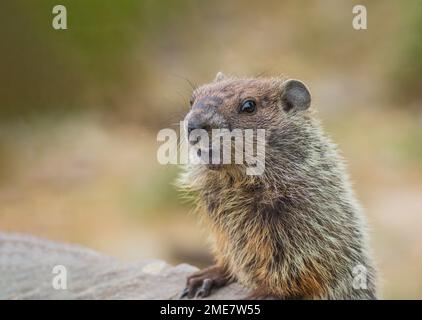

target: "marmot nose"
[187,119,212,146]
[187,120,211,136]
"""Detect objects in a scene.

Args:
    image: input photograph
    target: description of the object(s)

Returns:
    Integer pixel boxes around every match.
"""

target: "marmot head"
[183,72,312,173]
[185,72,311,135]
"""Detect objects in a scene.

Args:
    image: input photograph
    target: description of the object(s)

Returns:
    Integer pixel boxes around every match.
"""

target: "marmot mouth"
[196,148,224,168]
[196,148,208,158]
[196,148,214,160]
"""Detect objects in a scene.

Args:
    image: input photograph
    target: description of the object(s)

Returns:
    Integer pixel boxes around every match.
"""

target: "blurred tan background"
[0,0,421,298]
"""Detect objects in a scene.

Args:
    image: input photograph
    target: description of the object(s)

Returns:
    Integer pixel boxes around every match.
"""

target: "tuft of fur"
[178,75,378,299]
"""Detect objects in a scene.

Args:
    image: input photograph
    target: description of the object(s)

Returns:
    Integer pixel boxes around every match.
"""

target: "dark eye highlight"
[239,100,256,114]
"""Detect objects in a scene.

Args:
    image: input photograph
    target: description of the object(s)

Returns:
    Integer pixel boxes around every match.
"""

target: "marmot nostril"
[187,123,197,136]
[187,121,211,135]
[187,121,209,146]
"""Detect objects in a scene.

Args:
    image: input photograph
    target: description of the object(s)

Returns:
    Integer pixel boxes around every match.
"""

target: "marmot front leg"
[180,265,231,299]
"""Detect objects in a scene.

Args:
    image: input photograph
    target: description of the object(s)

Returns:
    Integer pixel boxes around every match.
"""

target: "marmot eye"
[189,97,194,107]
[240,100,256,114]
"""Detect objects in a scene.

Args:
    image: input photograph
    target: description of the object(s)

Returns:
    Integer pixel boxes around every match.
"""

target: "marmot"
[178,72,377,299]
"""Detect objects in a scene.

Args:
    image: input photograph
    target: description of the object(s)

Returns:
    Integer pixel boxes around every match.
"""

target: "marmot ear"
[214,71,227,82]
[281,79,311,112]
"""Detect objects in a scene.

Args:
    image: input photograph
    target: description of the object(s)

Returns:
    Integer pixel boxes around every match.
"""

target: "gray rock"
[0,232,247,299]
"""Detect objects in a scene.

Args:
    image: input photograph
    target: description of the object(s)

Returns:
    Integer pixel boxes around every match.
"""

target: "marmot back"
[178,72,378,300]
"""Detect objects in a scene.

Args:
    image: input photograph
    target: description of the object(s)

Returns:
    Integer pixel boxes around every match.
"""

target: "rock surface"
[0,232,247,299]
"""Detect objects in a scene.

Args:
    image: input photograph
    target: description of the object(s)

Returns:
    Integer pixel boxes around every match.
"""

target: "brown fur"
[179,73,378,299]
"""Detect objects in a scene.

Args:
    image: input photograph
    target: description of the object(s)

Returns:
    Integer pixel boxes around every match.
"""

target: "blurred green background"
[0,0,421,298]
